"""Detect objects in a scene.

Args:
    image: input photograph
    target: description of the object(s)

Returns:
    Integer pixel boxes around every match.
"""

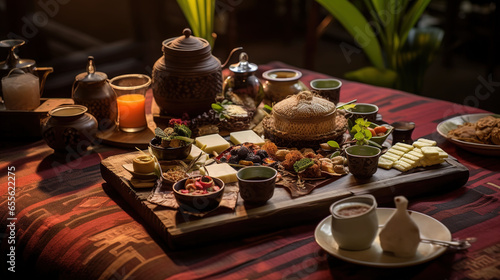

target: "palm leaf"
[316,0,385,69]
[399,0,431,44]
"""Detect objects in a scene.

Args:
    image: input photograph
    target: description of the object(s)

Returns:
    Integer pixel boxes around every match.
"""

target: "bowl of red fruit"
[173,175,225,213]
[368,123,393,146]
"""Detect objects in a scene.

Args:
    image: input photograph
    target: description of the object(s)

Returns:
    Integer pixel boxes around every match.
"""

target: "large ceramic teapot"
[0,39,53,99]
[152,28,240,117]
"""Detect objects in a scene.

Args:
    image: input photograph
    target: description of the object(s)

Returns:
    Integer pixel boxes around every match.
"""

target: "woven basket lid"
[273,91,336,120]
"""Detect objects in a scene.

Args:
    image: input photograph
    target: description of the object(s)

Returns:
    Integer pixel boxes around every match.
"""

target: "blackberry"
[237,146,251,158]
[256,149,269,159]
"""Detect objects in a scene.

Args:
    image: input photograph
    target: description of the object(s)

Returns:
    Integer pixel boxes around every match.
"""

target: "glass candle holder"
[110,74,151,132]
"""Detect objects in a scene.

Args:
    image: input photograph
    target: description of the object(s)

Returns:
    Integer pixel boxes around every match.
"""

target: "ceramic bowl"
[369,123,393,146]
[149,137,192,160]
[173,176,225,213]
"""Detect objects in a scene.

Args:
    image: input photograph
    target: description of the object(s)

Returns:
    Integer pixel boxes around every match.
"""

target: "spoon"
[420,237,477,250]
[336,99,357,109]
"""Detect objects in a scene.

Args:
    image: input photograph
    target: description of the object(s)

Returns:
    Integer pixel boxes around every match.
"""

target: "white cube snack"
[230,130,265,146]
[200,163,238,183]
[195,134,230,155]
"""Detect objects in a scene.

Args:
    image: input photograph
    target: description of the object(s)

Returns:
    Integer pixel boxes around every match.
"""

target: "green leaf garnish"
[327,141,340,149]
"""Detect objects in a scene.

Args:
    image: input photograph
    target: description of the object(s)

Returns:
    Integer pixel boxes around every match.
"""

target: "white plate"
[314,208,451,267]
[436,113,500,156]
[122,163,157,180]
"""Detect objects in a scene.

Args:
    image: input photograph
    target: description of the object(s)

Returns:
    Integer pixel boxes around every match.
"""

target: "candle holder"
[110,74,151,133]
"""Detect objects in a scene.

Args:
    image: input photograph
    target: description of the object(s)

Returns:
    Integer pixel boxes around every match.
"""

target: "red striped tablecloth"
[1,62,499,280]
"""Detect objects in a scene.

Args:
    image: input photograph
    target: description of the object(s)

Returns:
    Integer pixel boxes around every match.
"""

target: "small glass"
[110,74,151,132]
[391,121,415,145]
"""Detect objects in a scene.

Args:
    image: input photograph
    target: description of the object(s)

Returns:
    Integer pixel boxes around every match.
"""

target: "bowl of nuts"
[173,176,225,213]
[149,125,194,160]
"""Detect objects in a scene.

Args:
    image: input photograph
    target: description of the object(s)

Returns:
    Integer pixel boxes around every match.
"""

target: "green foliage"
[351,118,372,146]
[316,0,441,93]
[293,158,315,173]
[177,0,216,47]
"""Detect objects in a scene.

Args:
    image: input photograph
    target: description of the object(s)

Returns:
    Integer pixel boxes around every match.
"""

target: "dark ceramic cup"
[237,166,277,204]
[310,78,342,105]
[346,103,379,123]
[345,145,381,178]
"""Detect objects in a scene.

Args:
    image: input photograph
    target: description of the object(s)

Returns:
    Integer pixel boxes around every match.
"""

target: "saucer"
[122,163,157,180]
[315,208,451,267]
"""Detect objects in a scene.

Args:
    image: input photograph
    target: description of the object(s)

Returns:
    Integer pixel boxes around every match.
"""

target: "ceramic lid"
[272,91,336,120]
[229,52,258,73]
[166,28,208,51]
[75,56,108,82]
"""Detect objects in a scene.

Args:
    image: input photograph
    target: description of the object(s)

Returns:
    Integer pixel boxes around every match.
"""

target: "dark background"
[1,0,499,113]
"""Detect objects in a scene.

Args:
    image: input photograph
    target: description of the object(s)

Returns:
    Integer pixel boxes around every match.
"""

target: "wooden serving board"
[100,151,469,249]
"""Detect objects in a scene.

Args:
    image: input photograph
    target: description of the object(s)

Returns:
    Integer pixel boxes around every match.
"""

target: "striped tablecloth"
[1,62,499,280]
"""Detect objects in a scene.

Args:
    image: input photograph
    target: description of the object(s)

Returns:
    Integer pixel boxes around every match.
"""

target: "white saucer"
[122,163,157,180]
[315,208,451,267]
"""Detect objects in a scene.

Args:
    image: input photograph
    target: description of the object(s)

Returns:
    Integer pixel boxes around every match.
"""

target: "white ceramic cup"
[330,194,378,250]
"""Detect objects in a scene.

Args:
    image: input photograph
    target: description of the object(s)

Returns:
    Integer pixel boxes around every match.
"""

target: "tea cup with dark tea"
[330,194,378,250]
[237,166,277,204]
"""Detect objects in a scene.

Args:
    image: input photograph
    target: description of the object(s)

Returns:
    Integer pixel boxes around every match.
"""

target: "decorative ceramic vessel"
[72,56,117,131]
[262,68,308,103]
[345,145,381,178]
[41,105,98,153]
[152,28,240,117]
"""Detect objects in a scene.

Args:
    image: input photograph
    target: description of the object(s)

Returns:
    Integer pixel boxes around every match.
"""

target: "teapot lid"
[0,39,36,71]
[229,52,258,73]
[166,28,208,52]
[75,56,108,82]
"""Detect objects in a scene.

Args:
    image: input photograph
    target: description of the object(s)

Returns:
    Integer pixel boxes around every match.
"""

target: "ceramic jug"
[0,39,53,99]
[152,28,241,117]
[72,56,118,131]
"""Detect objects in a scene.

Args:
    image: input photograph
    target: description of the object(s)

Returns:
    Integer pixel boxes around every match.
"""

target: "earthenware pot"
[262,68,308,103]
[152,28,240,117]
[41,105,98,153]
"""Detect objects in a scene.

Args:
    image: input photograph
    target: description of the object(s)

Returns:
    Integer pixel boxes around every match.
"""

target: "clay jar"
[153,28,227,117]
[41,105,98,153]
[72,56,118,131]
[262,68,308,104]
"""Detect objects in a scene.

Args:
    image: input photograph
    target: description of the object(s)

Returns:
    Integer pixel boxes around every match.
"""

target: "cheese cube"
[421,146,440,156]
[199,163,237,183]
[402,153,420,161]
[381,153,400,162]
[378,157,394,169]
[230,130,265,146]
[392,143,414,153]
[387,148,405,157]
[186,144,207,160]
[416,138,437,146]
[413,141,434,148]
[195,134,230,155]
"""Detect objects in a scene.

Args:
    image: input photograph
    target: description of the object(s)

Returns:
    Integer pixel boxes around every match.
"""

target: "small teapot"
[0,39,53,99]
[72,56,118,131]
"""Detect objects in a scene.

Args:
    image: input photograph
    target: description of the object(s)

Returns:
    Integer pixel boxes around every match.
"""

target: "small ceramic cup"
[391,121,415,145]
[309,78,342,105]
[237,166,277,204]
[345,145,381,178]
[346,103,379,123]
[330,194,379,251]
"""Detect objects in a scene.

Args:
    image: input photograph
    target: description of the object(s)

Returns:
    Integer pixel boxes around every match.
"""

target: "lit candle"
[117,93,147,132]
